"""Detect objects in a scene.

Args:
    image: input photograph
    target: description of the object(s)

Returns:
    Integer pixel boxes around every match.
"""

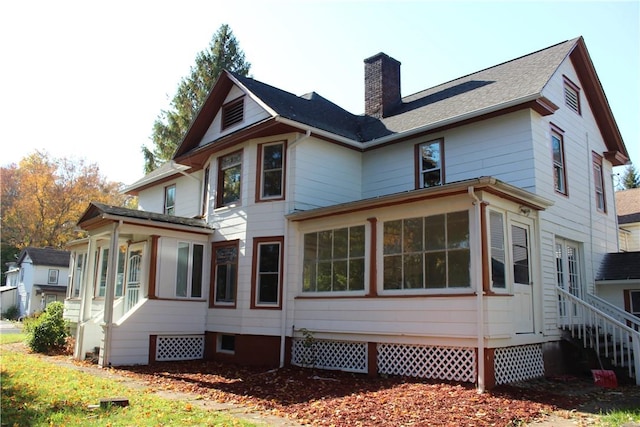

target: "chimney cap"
[364,52,401,65]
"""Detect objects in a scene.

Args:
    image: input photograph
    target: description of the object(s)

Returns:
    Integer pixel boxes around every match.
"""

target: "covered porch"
[65,202,214,367]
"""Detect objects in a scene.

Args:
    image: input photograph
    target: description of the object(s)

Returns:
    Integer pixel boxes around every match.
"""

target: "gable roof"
[17,247,70,267]
[77,202,214,234]
[171,36,627,170]
[596,251,640,281]
[616,188,640,225]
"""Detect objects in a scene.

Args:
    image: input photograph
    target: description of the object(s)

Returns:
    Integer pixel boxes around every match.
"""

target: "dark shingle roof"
[374,38,576,137]
[18,247,70,267]
[79,202,213,230]
[232,73,366,140]
[596,252,640,281]
[231,38,577,143]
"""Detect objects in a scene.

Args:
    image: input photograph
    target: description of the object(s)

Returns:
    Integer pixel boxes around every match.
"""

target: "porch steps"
[561,327,636,384]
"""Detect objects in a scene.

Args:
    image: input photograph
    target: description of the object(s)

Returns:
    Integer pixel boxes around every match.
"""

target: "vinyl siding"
[362,110,536,199]
[110,299,208,365]
[535,58,620,335]
[137,170,203,218]
[291,138,362,211]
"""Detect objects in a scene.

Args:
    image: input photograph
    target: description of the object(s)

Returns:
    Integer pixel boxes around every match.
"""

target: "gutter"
[287,177,552,222]
[276,94,548,151]
[362,94,546,149]
[98,214,215,234]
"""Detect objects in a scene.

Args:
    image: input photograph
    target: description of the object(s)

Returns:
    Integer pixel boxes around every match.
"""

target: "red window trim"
[414,138,445,190]
[250,236,284,310]
[210,240,240,309]
[550,123,568,197]
[216,149,243,208]
[255,140,287,203]
[592,151,607,213]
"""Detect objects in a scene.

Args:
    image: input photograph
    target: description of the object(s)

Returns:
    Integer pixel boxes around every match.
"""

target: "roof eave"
[363,94,558,149]
[569,37,628,166]
[79,212,215,235]
[286,177,553,222]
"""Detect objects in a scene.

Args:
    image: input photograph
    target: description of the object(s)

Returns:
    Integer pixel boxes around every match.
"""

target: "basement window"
[218,334,236,354]
[221,97,244,130]
[563,76,581,115]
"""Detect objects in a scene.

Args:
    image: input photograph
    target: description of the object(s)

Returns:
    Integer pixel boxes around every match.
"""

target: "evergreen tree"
[142,24,251,173]
[620,163,640,189]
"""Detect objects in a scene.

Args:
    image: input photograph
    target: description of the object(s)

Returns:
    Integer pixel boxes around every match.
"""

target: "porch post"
[74,236,95,360]
[101,221,121,367]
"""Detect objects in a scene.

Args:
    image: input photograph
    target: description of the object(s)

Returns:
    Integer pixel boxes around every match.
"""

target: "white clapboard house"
[65,37,638,388]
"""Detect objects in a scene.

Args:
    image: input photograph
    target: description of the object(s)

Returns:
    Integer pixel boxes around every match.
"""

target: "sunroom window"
[383,211,470,290]
[303,226,365,292]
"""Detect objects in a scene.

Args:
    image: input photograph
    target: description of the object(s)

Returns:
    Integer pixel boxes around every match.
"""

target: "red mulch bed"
[112,360,593,426]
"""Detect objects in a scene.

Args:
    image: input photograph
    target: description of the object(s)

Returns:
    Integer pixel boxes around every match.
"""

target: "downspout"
[280,130,311,368]
[468,187,485,393]
[101,220,121,367]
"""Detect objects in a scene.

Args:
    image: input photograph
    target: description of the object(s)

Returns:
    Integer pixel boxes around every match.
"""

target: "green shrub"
[2,304,19,320]
[24,302,69,353]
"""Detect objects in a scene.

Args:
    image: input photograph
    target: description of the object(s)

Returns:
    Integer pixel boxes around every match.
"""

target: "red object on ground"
[591,369,618,388]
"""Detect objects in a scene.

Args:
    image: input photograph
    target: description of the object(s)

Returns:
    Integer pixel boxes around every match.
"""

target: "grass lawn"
[1,336,255,427]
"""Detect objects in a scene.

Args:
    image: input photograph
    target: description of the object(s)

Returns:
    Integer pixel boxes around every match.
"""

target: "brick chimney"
[364,53,401,118]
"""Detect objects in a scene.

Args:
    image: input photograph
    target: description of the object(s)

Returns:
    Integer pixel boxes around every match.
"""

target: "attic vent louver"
[563,76,581,115]
[222,97,244,130]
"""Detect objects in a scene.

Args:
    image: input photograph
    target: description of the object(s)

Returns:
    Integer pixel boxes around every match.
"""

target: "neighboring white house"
[595,188,640,321]
[617,188,640,252]
[1,262,19,317]
[65,37,637,388]
[14,247,70,317]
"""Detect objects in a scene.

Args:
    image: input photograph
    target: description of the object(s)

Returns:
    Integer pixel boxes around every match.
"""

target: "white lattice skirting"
[156,335,205,361]
[291,339,367,373]
[378,343,476,383]
[494,344,544,385]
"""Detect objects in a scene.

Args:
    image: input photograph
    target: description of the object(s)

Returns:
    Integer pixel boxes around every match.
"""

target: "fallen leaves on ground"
[108,360,590,426]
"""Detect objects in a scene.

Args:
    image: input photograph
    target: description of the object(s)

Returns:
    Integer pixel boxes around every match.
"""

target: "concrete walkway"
[0,319,22,334]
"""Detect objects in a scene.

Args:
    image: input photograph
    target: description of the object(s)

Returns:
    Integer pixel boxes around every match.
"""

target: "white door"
[511,222,534,334]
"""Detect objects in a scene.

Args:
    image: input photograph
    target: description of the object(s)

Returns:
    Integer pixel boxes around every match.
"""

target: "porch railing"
[585,292,640,333]
[557,287,640,385]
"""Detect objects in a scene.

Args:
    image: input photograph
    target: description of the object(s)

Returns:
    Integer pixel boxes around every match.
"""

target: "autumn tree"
[142,24,251,173]
[1,150,128,252]
[619,163,640,189]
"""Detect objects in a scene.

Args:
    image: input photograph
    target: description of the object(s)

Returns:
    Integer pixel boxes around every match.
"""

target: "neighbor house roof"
[171,36,626,172]
[76,202,215,234]
[596,251,640,281]
[17,247,70,267]
[616,188,640,225]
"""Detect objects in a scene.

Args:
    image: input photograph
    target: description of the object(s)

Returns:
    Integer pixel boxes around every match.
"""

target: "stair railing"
[584,292,640,333]
[557,287,640,385]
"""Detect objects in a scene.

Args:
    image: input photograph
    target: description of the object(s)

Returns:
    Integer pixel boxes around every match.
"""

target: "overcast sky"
[1,0,638,186]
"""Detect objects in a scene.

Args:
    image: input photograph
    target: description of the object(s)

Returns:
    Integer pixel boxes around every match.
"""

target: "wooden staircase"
[557,287,640,385]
